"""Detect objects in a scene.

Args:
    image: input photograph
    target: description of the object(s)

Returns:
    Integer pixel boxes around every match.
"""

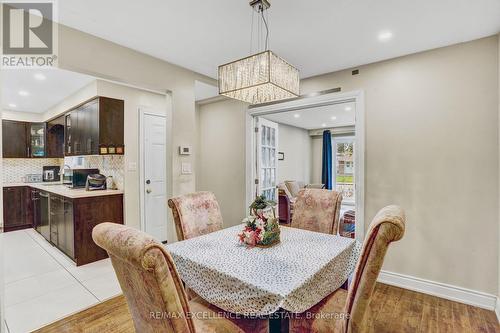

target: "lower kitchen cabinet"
[73,194,123,265]
[42,192,123,266]
[5,185,123,266]
[3,186,32,232]
[49,194,75,260]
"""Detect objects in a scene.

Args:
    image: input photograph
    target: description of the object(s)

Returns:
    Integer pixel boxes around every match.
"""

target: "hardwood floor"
[34,283,499,333]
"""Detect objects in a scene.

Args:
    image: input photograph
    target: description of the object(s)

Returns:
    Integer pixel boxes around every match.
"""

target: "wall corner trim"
[495,297,500,323]
[377,270,497,310]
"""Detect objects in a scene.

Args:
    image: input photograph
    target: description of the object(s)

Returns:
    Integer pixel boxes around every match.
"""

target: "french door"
[255,118,279,202]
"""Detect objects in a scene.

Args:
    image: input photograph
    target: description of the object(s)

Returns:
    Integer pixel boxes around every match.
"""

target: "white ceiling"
[2,69,95,113]
[58,0,500,79]
[2,68,95,113]
[262,102,355,130]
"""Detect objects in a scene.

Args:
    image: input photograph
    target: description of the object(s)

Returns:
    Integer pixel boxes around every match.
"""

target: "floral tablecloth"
[166,224,360,316]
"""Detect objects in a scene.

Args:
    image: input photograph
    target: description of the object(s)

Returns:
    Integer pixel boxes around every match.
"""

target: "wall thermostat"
[179,145,191,155]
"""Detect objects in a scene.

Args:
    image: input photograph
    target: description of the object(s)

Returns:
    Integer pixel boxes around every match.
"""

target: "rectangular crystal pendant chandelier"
[218,50,299,105]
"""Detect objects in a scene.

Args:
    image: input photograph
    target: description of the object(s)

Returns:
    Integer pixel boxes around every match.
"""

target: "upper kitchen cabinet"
[29,122,46,157]
[65,96,124,156]
[2,120,28,158]
[46,115,65,158]
[2,120,46,158]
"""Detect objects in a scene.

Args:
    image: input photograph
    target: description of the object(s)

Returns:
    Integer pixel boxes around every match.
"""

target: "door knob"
[146,189,152,194]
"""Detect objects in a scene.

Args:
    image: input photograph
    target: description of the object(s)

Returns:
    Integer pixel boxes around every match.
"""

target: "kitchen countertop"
[3,182,124,199]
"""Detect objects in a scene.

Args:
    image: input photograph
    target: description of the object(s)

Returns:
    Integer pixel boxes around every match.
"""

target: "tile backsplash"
[3,156,125,190]
[64,155,124,190]
[3,158,63,183]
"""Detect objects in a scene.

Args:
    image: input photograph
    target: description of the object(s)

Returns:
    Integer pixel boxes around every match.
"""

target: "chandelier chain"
[250,9,254,53]
[260,5,269,51]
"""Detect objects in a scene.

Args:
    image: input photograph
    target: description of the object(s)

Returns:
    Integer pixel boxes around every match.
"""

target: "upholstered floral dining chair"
[168,191,223,241]
[291,188,343,235]
[289,205,406,333]
[92,223,268,333]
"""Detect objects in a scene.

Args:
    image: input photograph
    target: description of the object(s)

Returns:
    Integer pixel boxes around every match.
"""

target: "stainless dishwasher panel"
[49,195,64,246]
[38,191,50,241]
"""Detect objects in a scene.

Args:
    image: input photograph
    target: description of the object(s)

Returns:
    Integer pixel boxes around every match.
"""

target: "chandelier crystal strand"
[218,0,299,105]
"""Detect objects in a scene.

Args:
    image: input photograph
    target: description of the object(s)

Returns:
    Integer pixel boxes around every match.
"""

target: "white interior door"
[256,117,279,202]
[142,113,167,242]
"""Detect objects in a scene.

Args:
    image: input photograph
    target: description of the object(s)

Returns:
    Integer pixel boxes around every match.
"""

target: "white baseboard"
[495,297,500,323]
[377,270,497,311]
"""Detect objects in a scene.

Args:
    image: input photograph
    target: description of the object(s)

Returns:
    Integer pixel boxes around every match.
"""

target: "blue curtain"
[321,130,333,190]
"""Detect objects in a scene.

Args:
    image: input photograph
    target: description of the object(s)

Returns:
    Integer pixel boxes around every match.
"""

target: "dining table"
[166,224,361,331]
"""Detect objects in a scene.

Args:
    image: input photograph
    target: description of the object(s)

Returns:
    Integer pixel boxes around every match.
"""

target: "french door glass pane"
[258,120,278,204]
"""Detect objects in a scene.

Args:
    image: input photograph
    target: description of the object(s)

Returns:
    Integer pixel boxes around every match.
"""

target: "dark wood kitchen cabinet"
[46,115,65,158]
[2,120,28,158]
[48,193,123,266]
[73,194,123,265]
[49,194,75,259]
[2,120,46,158]
[31,190,123,266]
[3,186,33,232]
[28,123,46,157]
[65,96,124,156]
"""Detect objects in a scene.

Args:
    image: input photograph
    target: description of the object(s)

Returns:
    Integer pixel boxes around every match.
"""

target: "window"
[333,136,355,205]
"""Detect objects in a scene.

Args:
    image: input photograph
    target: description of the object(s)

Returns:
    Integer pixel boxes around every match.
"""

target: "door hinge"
[254,127,259,133]
[254,179,259,184]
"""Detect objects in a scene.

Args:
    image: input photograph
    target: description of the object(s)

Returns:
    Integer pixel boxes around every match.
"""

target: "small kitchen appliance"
[23,174,43,183]
[64,168,99,188]
[85,174,107,191]
[43,166,61,182]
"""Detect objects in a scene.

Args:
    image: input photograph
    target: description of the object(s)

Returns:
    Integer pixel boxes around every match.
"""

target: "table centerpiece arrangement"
[238,195,280,248]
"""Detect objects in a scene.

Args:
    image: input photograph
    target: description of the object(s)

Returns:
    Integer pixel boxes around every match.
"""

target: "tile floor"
[2,229,122,333]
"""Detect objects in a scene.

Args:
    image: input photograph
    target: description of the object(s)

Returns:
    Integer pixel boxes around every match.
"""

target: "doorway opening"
[246,90,365,241]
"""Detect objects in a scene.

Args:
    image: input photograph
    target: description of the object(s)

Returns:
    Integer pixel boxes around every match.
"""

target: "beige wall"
[310,136,323,184]
[275,123,311,184]
[196,36,499,295]
[196,99,248,227]
[302,36,499,295]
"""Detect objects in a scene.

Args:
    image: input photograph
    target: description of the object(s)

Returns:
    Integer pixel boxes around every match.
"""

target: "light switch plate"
[181,162,192,174]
